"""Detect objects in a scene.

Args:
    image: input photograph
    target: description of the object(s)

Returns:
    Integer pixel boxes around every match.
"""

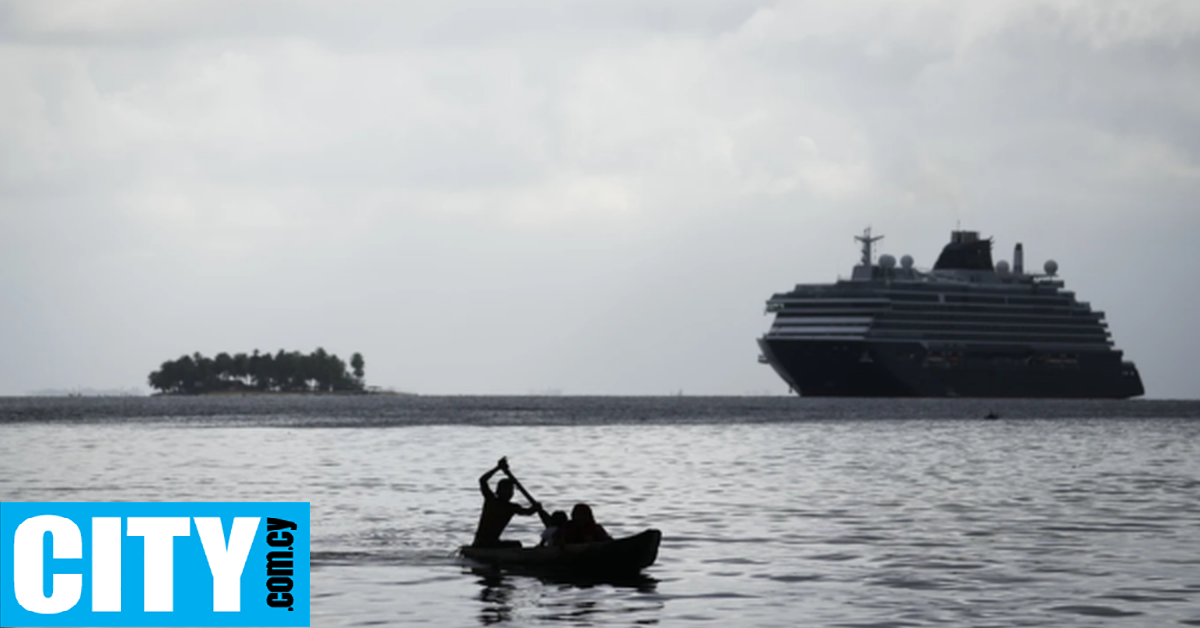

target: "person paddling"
[472,457,541,548]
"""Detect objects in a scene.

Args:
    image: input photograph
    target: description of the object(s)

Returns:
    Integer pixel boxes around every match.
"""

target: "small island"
[148,349,366,395]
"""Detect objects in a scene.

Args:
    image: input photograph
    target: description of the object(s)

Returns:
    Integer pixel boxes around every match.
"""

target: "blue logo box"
[0,502,309,627]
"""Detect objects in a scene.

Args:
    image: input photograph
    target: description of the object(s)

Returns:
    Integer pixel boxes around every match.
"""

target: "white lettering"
[13,515,82,614]
[195,517,260,612]
[91,517,122,612]
[126,517,190,612]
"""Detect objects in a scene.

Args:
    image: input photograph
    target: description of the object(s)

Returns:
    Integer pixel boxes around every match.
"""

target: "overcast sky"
[2,0,1198,397]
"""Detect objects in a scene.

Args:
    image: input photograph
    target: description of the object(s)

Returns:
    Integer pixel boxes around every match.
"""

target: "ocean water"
[2,396,1199,627]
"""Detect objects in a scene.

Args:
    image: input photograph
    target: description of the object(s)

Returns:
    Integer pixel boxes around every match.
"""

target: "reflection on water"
[2,397,1200,626]
[475,570,514,626]
[470,567,662,626]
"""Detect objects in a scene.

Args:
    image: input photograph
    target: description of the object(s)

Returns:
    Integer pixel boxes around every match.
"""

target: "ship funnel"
[1014,243,1024,274]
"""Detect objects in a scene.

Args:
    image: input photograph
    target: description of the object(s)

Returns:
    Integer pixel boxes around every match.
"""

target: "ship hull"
[759,338,1145,398]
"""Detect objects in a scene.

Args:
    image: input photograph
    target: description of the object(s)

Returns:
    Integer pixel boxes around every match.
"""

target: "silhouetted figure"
[472,457,540,548]
[563,503,612,544]
[538,510,569,547]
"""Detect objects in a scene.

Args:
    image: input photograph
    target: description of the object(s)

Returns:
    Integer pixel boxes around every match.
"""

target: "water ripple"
[1,398,1198,627]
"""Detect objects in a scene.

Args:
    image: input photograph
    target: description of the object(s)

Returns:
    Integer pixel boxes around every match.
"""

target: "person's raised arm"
[478,457,506,498]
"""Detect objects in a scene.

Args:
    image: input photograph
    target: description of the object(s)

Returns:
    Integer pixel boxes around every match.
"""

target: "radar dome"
[1044,260,1058,276]
[879,254,896,269]
[900,254,914,269]
[996,260,1010,274]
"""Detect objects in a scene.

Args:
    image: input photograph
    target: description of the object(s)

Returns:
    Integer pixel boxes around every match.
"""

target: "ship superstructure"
[757,229,1144,397]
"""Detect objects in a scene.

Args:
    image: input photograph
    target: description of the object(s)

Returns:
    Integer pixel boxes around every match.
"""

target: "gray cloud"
[2,0,1197,397]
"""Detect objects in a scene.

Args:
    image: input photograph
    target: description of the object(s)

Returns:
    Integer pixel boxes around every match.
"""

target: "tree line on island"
[148,349,366,394]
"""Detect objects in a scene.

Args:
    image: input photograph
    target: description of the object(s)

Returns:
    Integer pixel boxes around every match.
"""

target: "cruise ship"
[757,229,1144,398]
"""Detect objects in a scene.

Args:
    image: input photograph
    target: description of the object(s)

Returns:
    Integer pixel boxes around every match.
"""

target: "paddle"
[498,457,541,511]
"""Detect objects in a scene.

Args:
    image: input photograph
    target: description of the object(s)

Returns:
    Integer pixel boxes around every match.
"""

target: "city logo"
[0,502,309,627]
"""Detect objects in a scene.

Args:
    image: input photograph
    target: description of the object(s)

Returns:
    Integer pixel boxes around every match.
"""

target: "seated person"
[563,503,612,544]
[471,457,540,548]
[538,510,569,547]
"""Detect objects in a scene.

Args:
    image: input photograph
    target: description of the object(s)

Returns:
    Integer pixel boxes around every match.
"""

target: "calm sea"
[2,396,1199,627]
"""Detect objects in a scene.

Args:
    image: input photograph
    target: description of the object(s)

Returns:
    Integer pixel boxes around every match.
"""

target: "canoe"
[460,529,661,576]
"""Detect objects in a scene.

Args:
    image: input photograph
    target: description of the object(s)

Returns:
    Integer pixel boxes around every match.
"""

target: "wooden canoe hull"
[461,529,661,576]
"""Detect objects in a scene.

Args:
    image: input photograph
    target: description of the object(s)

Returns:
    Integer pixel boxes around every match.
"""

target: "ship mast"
[855,228,884,267]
